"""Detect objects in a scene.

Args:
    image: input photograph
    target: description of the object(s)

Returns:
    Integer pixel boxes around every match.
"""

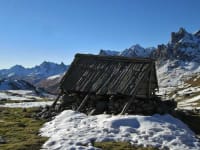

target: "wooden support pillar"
[76,94,90,112]
[147,63,153,99]
[51,91,63,108]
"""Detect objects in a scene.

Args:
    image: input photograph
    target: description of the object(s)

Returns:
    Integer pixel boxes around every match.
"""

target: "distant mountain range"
[100,27,200,63]
[0,62,68,93]
[0,61,68,83]
[1,27,200,93]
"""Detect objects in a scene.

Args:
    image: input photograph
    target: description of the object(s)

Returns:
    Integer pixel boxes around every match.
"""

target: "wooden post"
[147,63,153,99]
[76,94,90,112]
[51,91,63,108]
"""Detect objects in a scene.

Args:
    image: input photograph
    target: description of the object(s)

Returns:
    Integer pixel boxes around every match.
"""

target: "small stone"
[0,136,6,144]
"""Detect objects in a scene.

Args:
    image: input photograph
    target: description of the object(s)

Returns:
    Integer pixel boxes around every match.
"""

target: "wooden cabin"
[53,54,168,115]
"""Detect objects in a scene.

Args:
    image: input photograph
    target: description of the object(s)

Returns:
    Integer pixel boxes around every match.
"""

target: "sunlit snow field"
[40,110,200,150]
[0,90,54,108]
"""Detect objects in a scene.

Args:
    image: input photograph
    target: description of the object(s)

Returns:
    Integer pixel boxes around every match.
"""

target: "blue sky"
[0,0,200,69]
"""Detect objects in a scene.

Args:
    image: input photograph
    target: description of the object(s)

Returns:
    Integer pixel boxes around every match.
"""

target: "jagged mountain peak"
[10,65,25,70]
[119,44,154,58]
[39,61,59,67]
[150,28,200,62]
[170,27,200,45]
[99,44,155,58]
[171,27,189,44]
[99,27,200,62]
[194,30,200,38]
[99,49,120,56]
[129,44,144,50]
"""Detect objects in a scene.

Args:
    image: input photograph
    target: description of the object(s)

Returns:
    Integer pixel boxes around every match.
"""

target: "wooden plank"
[76,94,90,111]
[98,63,119,94]
[92,62,112,92]
[51,91,63,108]
[120,63,143,94]
[109,62,129,91]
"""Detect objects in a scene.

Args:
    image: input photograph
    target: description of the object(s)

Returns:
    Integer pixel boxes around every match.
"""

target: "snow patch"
[40,110,200,150]
[47,74,62,80]
[0,90,42,101]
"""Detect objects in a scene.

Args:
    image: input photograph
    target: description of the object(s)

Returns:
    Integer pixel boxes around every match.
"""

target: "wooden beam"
[76,94,90,112]
[147,63,153,99]
[51,91,63,108]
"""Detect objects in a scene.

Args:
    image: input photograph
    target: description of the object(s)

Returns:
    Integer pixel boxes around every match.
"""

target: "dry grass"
[94,142,158,150]
[0,107,48,150]
[185,75,200,87]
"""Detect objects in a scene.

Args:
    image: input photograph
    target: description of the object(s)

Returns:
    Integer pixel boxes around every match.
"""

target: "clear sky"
[0,0,200,69]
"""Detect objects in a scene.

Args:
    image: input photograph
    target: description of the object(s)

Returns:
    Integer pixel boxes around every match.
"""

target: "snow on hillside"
[99,45,155,58]
[157,60,200,87]
[0,90,41,101]
[120,44,155,58]
[0,90,55,108]
[0,101,53,108]
[0,89,52,101]
[40,110,200,150]
[178,94,200,110]
[47,73,63,80]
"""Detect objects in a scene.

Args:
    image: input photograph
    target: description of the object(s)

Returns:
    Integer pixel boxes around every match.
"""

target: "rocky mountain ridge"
[100,27,200,63]
[0,61,68,93]
[0,61,68,84]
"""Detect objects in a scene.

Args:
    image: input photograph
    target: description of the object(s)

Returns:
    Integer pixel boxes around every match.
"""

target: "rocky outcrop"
[151,28,200,62]
[171,27,187,44]
[100,27,200,63]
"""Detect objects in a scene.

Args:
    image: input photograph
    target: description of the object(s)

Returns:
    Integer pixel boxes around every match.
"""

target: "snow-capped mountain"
[0,61,68,85]
[0,61,68,93]
[100,28,200,62]
[99,44,155,58]
[151,28,200,62]
[120,44,155,57]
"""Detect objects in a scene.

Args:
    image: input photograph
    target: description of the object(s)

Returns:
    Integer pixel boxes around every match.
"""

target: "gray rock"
[0,136,6,144]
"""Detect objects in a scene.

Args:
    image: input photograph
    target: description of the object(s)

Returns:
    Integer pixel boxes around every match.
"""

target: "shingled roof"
[60,54,158,98]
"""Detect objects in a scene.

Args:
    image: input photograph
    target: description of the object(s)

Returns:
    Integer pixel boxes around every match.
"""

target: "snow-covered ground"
[0,90,42,101]
[177,87,200,96]
[40,110,200,150]
[47,73,63,80]
[156,60,200,110]
[157,60,200,87]
[177,94,200,110]
[0,90,54,108]
[0,101,53,108]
